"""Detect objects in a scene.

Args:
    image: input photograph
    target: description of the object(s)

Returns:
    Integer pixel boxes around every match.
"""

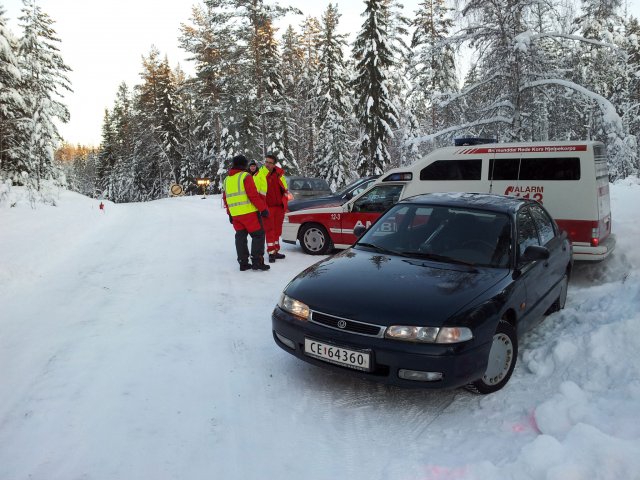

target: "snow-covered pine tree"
[133,48,183,201]
[0,6,24,183]
[352,0,401,176]
[430,0,629,155]
[313,3,353,189]
[377,0,420,168]
[625,15,640,173]
[280,25,306,171]
[16,0,71,194]
[573,0,637,178]
[96,83,136,202]
[296,16,322,173]
[253,11,298,172]
[179,0,240,192]
[408,0,458,141]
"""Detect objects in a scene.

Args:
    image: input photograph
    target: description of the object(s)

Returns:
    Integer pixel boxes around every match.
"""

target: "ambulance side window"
[352,185,404,213]
[489,158,580,180]
[420,160,482,180]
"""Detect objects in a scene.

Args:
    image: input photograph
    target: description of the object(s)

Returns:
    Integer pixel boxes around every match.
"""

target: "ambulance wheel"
[299,223,332,255]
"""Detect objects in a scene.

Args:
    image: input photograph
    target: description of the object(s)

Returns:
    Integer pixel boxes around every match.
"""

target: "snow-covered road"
[1,182,639,480]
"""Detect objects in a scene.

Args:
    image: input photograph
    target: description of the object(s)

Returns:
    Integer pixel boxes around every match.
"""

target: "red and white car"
[282,176,407,254]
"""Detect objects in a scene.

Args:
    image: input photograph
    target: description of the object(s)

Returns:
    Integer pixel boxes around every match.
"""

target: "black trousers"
[235,228,265,265]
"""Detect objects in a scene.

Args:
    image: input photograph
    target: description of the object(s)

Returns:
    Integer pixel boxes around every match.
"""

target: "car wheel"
[467,319,518,395]
[299,223,332,255]
[546,273,569,314]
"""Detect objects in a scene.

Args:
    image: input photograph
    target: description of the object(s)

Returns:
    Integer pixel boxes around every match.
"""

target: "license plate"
[304,338,371,371]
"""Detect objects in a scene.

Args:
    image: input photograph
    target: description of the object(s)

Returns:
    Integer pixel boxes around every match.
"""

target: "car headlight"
[278,293,310,320]
[385,326,472,343]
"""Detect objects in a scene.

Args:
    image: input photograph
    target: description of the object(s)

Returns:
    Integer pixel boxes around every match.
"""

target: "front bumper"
[272,307,491,389]
[281,222,300,245]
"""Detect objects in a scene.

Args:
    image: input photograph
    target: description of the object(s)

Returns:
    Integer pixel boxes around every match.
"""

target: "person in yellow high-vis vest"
[259,153,289,263]
[223,155,270,271]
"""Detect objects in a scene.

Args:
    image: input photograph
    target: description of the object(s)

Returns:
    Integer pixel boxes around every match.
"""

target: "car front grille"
[310,311,384,337]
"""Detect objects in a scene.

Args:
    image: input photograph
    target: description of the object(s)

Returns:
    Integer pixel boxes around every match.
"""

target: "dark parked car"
[287,176,380,212]
[287,176,333,200]
[272,192,572,394]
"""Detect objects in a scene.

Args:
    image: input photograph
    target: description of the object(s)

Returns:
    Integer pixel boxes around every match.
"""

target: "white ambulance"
[282,140,615,261]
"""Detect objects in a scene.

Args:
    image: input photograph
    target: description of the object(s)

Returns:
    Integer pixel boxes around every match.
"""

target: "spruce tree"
[16,0,71,192]
[314,4,352,189]
[352,0,401,176]
[133,48,183,200]
[179,0,238,192]
[409,0,458,134]
[0,6,24,182]
[280,25,306,170]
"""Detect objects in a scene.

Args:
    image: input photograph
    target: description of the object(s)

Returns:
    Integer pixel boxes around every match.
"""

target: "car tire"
[546,272,569,314]
[467,319,518,395]
[299,223,333,255]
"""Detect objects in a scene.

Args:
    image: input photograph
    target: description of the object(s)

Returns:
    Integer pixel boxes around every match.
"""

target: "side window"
[529,204,556,245]
[489,157,580,180]
[420,160,482,180]
[517,208,539,257]
[352,185,404,213]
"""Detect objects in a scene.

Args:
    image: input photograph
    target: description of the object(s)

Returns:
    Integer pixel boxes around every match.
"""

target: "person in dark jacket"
[223,155,270,271]
[248,160,259,176]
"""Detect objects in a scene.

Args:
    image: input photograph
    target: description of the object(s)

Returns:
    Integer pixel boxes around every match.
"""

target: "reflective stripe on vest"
[224,172,258,217]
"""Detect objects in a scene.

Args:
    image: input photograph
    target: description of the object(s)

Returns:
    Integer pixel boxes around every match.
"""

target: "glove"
[260,209,270,218]
[228,214,233,224]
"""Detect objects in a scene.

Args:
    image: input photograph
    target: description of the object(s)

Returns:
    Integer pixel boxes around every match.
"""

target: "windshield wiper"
[399,251,479,269]
[356,242,406,256]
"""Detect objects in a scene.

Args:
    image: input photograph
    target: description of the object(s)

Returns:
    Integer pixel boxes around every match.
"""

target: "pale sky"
[2,0,638,147]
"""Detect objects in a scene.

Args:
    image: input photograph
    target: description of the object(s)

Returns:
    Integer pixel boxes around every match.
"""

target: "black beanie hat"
[248,160,257,167]
[231,154,248,169]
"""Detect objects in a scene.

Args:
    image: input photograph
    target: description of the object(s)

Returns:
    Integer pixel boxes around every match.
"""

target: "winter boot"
[273,252,286,260]
[239,262,252,271]
[268,254,276,263]
[251,257,270,271]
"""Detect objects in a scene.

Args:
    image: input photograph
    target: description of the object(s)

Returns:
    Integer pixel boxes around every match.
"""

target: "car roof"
[400,192,531,214]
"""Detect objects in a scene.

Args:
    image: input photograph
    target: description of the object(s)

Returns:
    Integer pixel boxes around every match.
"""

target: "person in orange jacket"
[260,153,289,263]
[223,155,270,271]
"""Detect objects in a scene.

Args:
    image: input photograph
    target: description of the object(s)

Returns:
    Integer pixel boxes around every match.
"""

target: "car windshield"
[335,178,367,197]
[355,204,512,268]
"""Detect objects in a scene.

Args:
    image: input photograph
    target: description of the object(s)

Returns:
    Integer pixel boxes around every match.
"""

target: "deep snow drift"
[1,179,639,480]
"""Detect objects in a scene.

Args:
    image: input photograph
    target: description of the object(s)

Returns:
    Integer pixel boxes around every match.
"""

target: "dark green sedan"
[272,193,572,394]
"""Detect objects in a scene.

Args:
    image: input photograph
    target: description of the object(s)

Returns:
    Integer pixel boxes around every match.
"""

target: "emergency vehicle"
[282,140,615,261]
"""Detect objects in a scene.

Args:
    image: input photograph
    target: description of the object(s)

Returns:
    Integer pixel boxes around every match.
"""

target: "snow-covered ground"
[1,180,639,480]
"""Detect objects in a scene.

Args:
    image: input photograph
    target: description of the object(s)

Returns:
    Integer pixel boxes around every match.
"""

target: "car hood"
[284,248,510,327]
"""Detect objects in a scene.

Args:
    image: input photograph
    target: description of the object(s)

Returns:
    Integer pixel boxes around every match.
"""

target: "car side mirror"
[521,245,550,262]
[353,225,367,237]
[344,192,353,200]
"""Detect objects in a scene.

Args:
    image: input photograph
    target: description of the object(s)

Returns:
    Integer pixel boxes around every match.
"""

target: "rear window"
[290,178,331,191]
[420,159,482,180]
[489,157,580,180]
